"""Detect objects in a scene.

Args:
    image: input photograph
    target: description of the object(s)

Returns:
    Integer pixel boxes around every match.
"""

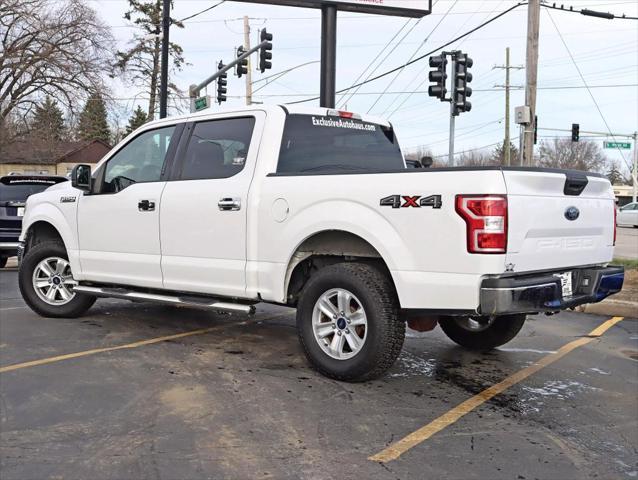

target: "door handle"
[138,199,155,211]
[218,197,241,211]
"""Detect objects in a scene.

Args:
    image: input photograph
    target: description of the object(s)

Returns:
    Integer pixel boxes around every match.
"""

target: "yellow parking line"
[0,312,293,374]
[369,316,625,463]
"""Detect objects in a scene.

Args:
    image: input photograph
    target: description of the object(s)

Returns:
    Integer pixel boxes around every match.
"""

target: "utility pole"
[243,16,253,106]
[159,0,170,119]
[494,48,524,166]
[633,131,637,202]
[523,0,540,166]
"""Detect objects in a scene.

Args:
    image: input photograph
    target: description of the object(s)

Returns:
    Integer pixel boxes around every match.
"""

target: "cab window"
[180,117,255,180]
[103,125,176,193]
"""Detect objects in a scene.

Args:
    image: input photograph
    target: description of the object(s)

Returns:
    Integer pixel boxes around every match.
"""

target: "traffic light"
[571,123,580,142]
[259,29,273,73]
[453,53,473,116]
[236,46,248,78]
[216,61,227,104]
[427,54,447,100]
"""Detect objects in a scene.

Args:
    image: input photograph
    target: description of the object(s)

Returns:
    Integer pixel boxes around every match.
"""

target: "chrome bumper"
[0,242,19,250]
[479,266,625,315]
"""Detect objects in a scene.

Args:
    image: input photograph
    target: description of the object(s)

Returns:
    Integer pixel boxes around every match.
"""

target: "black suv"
[0,175,68,268]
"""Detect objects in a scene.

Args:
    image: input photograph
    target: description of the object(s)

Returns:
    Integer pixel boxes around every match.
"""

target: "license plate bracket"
[554,271,573,298]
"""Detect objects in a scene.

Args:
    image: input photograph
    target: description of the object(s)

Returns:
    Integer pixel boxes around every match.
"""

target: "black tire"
[439,314,526,350]
[296,262,405,382]
[19,241,96,318]
[0,256,7,269]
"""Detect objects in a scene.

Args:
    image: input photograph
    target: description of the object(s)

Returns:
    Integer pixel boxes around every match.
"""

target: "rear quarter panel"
[250,169,507,309]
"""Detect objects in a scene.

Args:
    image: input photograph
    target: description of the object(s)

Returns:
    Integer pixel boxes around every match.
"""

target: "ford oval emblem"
[565,206,580,221]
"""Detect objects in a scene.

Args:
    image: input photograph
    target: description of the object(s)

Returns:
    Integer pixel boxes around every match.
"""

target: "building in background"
[612,185,634,207]
[0,139,111,177]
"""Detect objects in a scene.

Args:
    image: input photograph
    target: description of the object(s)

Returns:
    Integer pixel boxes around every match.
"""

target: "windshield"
[0,182,53,202]
[276,114,405,173]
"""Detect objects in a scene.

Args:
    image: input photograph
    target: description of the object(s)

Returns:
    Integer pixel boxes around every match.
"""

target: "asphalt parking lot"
[1,265,637,480]
[615,227,638,260]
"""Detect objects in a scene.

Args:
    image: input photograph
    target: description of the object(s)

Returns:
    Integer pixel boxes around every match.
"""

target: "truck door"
[77,124,180,288]
[160,113,264,297]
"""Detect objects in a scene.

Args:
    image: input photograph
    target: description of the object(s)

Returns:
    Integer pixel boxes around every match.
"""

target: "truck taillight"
[455,195,508,254]
[613,206,617,246]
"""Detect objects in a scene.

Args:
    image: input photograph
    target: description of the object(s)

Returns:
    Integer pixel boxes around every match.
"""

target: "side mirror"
[71,164,92,193]
[421,156,434,168]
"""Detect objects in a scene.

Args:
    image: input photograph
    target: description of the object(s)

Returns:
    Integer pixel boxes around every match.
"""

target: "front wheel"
[439,314,526,350]
[19,241,96,318]
[296,262,405,382]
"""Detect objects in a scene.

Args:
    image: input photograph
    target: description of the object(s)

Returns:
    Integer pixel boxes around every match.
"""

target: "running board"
[74,285,256,314]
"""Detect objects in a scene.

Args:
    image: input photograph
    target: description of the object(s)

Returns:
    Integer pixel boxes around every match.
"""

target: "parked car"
[0,175,68,268]
[16,105,624,381]
[617,201,638,227]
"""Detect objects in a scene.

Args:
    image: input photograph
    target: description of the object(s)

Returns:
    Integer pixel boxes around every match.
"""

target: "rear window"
[276,114,405,173]
[0,180,58,202]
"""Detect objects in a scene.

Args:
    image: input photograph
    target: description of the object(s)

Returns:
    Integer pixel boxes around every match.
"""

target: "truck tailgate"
[504,169,615,272]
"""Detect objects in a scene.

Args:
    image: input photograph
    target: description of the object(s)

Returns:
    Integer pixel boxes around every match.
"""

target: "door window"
[103,125,176,193]
[180,117,255,180]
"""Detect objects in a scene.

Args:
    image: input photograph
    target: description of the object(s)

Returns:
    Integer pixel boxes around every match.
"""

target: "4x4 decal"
[380,194,442,209]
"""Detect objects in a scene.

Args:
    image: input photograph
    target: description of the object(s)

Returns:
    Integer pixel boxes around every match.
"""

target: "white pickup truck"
[17,105,624,381]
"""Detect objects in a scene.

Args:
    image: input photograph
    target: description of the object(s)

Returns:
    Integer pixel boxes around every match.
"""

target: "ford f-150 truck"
[17,105,624,381]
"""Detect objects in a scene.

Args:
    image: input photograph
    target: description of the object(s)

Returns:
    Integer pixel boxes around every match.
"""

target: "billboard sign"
[232,0,432,17]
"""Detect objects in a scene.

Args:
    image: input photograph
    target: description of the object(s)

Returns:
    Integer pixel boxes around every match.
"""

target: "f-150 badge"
[380,195,442,209]
[60,196,76,203]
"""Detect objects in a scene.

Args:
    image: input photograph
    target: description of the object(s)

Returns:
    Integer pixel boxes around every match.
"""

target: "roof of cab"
[145,104,391,129]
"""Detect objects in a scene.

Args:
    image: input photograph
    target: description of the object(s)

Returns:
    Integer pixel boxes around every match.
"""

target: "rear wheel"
[439,314,526,350]
[19,241,96,318]
[296,262,405,382]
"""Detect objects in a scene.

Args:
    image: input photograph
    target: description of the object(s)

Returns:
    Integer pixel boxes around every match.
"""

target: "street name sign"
[232,0,432,17]
[604,141,631,150]
[194,96,211,111]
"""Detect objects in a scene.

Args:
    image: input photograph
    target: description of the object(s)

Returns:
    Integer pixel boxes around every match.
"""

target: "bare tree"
[538,138,608,173]
[0,0,114,130]
[115,0,186,120]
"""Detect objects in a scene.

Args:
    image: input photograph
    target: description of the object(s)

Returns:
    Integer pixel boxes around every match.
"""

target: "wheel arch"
[283,229,398,306]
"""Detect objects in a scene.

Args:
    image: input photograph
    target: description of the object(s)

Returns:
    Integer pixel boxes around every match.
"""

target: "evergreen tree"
[115,0,185,120]
[31,97,65,141]
[78,92,110,143]
[125,105,148,135]
[491,141,520,165]
[606,160,627,185]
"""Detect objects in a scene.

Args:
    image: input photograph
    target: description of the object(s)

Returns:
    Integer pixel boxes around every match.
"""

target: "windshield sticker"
[311,116,376,132]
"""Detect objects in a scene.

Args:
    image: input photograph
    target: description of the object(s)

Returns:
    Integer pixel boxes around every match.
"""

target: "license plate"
[16,207,25,217]
[554,272,573,298]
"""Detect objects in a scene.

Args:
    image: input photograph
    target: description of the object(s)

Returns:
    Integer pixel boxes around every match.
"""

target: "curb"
[577,300,638,318]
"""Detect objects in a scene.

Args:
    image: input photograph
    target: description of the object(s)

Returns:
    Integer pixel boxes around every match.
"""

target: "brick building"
[0,139,111,177]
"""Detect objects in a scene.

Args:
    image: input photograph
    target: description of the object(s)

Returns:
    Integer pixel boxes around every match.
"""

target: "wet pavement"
[1,265,637,480]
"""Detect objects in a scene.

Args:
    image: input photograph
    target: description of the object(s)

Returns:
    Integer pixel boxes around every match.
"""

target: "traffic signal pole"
[189,40,269,111]
[448,55,456,166]
[320,4,337,108]
[159,0,170,119]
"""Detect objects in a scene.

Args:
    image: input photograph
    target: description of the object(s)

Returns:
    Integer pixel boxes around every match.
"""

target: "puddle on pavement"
[390,351,437,377]
[517,380,601,414]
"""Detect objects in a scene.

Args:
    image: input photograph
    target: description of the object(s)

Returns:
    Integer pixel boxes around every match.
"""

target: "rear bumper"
[0,242,19,257]
[479,266,624,315]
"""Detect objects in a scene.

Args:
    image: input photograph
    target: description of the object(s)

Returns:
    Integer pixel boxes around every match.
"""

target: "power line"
[177,1,226,23]
[288,2,529,105]
[545,9,632,171]
[368,0,459,115]
[337,18,414,108]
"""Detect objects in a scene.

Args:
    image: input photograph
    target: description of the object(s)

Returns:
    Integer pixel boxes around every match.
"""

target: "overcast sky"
[90,0,638,173]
